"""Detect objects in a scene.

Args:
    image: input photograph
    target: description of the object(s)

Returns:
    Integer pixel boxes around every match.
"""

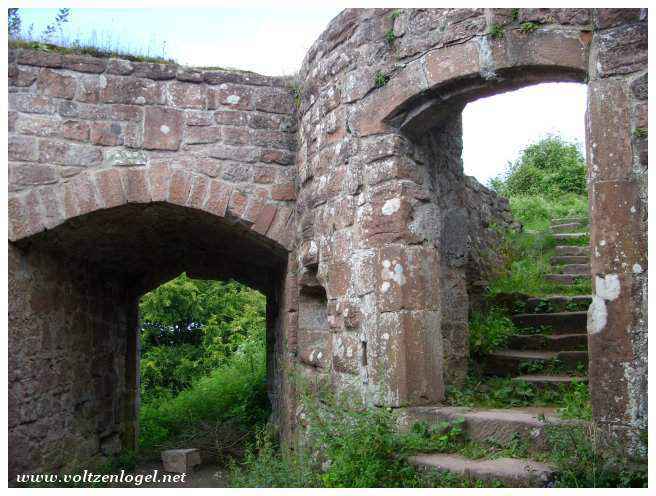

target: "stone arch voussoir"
[8,165,295,252]
[351,27,591,137]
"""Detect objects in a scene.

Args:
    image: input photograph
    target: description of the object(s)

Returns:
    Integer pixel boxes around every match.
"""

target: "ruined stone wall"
[585,9,648,453]
[8,48,298,243]
[295,7,647,452]
[294,7,593,403]
[463,175,520,308]
[9,244,138,476]
[7,48,299,477]
[7,8,649,473]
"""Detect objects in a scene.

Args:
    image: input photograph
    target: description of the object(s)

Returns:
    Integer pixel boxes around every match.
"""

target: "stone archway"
[8,8,647,476]
[8,173,296,476]
[295,8,646,451]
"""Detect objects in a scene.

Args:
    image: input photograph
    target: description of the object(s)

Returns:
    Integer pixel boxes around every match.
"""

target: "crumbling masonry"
[8,8,647,476]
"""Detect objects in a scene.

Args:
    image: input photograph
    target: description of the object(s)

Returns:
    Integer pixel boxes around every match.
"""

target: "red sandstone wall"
[7,48,300,476]
[6,8,648,472]
[294,7,647,453]
[8,48,297,247]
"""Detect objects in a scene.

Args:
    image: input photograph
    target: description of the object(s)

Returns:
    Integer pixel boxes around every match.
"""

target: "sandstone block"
[144,107,183,150]
[161,449,201,474]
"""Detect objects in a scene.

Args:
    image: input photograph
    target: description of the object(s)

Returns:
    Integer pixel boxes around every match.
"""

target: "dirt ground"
[110,461,232,488]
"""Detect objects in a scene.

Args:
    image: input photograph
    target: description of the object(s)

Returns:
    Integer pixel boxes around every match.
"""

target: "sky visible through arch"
[16,8,587,186]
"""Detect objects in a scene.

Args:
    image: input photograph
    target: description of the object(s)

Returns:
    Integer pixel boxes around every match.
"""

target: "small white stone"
[381,198,401,216]
[633,263,643,274]
[226,94,240,104]
[596,273,621,301]
[160,125,171,135]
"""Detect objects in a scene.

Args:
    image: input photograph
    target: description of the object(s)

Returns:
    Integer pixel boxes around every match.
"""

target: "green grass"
[445,372,591,419]
[545,423,647,487]
[230,392,504,488]
[469,307,517,356]
[509,194,588,232]
[138,338,269,459]
[487,233,591,296]
[486,200,592,297]
[9,38,176,64]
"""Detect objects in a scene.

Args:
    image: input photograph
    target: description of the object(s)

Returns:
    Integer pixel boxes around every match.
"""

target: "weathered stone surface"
[161,448,201,473]
[143,107,183,150]
[36,69,77,99]
[6,7,648,478]
[408,453,555,488]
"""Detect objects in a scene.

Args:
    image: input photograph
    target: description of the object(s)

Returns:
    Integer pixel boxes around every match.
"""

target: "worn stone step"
[551,221,585,233]
[553,232,589,242]
[483,350,587,376]
[544,273,591,286]
[550,255,589,265]
[512,311,587,333]
[555,245,590,256]
[507,333,587,352]
[551,217,587,225]
[554,263,590,275]
[408,453,556,487]
[524,295,591,313]
[399,406,582,454]
[513,374,588,389]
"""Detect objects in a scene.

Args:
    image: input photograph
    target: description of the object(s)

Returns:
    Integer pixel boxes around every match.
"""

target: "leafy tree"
[139,273,266,400]
[490,135,587,197]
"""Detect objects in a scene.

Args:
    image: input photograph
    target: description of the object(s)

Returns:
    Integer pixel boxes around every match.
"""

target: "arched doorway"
[8,181,294,477]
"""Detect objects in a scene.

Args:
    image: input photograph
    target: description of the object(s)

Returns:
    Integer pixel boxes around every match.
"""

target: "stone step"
[512,311,588,334]
[513,374,588,389]
[550,255,589,265]
[524,295,591,313]
[483,350,588,376]
[555,245,590,256]
[507,333,587,352]
[554,263,590,275]
[408,453,556,487]
[551,221,585,233]
[553,232,589,243]
[551,217,587,225]
[399,406,581,454]
[544,273,591,286]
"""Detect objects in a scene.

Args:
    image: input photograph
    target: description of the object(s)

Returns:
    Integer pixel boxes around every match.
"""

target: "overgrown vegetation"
[520,21,539,33]
[137,274,269,458]
[545,424,648,488]
[489,23,505,39]
[469,306,516,356]
[484,135,590,296]
[385,28,397,45]
[8,8,175,63]
[375,70,390,88]
[490,135,587,199]
[230,391,499,488]
[446,372,591,420]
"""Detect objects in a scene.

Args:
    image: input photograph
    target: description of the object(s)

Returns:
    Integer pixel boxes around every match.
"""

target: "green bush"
[490,135,587,198]
[139,337,269,456]
[231,393,493,488]
[139,274,266,400]
[546,424,647,488]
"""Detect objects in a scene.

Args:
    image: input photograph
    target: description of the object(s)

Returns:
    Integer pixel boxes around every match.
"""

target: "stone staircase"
[401,217,592,487]
[545,217,591,286]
